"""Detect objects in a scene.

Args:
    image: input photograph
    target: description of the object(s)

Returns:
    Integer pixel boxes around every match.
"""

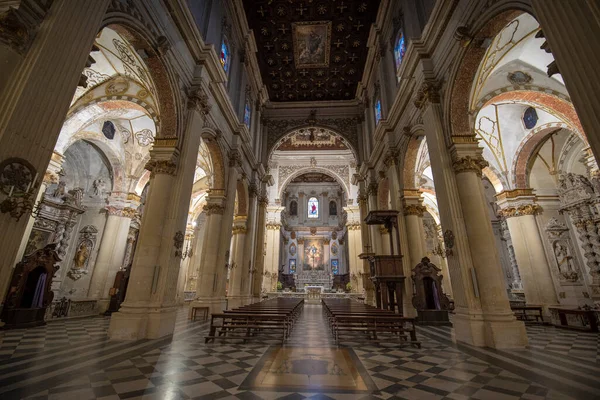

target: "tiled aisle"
[0,305,597,399]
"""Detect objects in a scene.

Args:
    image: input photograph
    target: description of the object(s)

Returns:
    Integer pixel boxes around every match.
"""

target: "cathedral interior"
[0,0,599,399]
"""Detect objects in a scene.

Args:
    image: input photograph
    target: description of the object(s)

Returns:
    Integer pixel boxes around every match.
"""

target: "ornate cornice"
[203,203,225,215]
[404,204,427,217]
[414,80,441,110]
[452,156,489,177]
[498,204,543,218]
[145,159,177,176]
[495,188,535,201]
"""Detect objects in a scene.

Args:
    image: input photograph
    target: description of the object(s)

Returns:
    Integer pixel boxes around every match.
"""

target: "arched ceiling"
[274,127,349,151]
[242,0,381,102]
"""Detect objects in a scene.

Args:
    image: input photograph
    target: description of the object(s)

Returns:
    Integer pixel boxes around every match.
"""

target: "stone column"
[0,0,110,313]
[345,205,363,293]
[87,199,136,313]
[297,238,305,273]
[419,82,527,348]
[240,182,258,303]
[176,224,195,304]
[367,180,382,254]
[497,199,558,316]
[358,189,375,305]
[109,109,203,340]
[263,214,282,292]
[531,0,600,162]
[251,194,268,302]
[227,217,248,309]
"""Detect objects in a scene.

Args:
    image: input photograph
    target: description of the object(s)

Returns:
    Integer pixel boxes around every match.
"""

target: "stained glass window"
[220,37,230,74]
[523,107,538,130]
[244,100,251,128]
[394,29,406,79]
[331,259,339,275]
[375,97,382,125]
[308,197,319,219]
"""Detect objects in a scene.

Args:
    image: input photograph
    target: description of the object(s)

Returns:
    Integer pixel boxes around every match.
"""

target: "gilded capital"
[346,222,361,230]
[266,222,281,230]
[379,226,389,235]
[498,204,542,218]
[452,156,489,177]
[145,159,177,176]
[203,203,225,215]
[232,225,247,235]
[122,207,138,218]
[404,204,427,217]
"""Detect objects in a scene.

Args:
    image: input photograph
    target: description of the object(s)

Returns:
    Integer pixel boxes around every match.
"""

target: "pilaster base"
[189,297,226,318]
[452,312,528,349]
[108,305,178,340]
[96,299,110,314]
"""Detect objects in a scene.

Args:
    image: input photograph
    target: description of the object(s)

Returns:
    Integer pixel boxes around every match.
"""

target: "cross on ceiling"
[286,83,294,89]
[332,68,339,76]
[337,2,348,13]
[283,55,292,64]
[264,42,273,51]
[354,21,364,31]
[300,69,309,77]
[278,24,289,34]
[349,53,358,62]
[257,6,266,17]
[334,39,343,48]
[316,81,324,88]
[269,70,278,78]
[296,3,307,15]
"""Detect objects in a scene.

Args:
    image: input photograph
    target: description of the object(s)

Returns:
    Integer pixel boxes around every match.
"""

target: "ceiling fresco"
[275,127,349,151]
[291,172,338,183]
[242,0,381,102]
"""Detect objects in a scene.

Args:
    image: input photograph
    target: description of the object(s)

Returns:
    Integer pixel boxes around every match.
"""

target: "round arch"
[200,128,226,191]
[270,125,359,161]
[279,167,350,201]
[447,6,534,138]
[97,17,181,138]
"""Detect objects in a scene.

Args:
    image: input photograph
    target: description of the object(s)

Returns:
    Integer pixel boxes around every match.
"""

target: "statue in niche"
[52,181,66,198]
[329,200,337,216]
[553,242,579,281]
[289,200,298,216]
[92,178,105,197]
[73,240,91,270]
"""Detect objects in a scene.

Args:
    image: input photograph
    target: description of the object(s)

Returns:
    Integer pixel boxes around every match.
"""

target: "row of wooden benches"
[204,298,304,344]
[322,298,421,348]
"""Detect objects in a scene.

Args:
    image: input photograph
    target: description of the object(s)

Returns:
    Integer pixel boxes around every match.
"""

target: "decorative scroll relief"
[278,164,350,193]
[545,218,582,283]
[558,173,595,210]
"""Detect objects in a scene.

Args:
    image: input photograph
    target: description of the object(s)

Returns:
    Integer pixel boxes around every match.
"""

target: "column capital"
[383,149,400,167]
[496,188,541,218]
[498,204,543,218]
[232,225,247,235]
[258,195,269,207]
[266,222,281,230]
[367,180,378,196]
[452,155,488,177]
[414,80,441,109]
[404,204,427,217]
[146,139,179,177]
[203,203,225,215]
[450,137,488,177]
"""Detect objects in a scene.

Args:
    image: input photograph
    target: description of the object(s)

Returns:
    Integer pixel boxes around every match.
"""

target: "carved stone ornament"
[187,86,211,115]
[545,218,581,283]
[404,204,427,217]
[203,203,225,215]
[232,225,247,235]
[266,222,281,230]
[173,231,184,257]
[498,204,543,218]
[557,173,595,210]
[443,230,454,257]
[507,71,532,85]
[145,159,177,176]
[413,80,441,109]
[68,225,98,281]
[452,156,489,176]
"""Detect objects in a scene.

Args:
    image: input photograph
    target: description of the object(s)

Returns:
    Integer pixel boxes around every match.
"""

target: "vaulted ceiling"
[243,0,381,102]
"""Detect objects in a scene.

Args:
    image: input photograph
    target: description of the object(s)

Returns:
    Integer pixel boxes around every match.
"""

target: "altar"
[294,270,333,290]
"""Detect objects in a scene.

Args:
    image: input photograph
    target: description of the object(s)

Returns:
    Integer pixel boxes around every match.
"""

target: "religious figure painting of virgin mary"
[292,21,331,68]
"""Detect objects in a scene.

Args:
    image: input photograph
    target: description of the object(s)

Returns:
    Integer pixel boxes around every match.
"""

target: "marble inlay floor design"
[0,305,598,399]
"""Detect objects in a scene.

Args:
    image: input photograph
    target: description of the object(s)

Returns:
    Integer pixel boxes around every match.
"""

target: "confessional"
[365,210,405,314]
[411,257,451,325]
[1,244,60,328]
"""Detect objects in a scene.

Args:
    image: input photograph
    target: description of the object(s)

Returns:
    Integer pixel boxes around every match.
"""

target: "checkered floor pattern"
[0,305,596,399]
[526,324,600,363]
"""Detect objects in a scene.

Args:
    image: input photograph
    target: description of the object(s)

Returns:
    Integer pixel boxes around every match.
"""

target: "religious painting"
[220,36,230,74]
[331,259,339,275]
[292,21,331,68]
[289,200,298,216]
[289,259,296,274]
[331,243,339,255]
[289,243,296,256]
[307,197,318,219]
[304,239,323,270]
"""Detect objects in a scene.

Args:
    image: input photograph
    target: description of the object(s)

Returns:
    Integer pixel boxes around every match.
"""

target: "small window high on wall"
[394,29,406,81]
[523,107,538,130]
[244,100,251,128]
[220,37,230,74]
[374,97,382,125]
[308,197,318,219]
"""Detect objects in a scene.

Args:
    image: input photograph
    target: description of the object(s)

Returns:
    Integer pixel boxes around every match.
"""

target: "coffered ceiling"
[242,0,381,102]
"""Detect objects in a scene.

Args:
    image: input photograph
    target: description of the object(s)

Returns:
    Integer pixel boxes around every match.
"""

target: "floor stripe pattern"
[0,306,597,399]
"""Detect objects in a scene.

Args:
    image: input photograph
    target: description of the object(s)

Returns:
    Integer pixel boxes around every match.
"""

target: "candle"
[25,181,31,193]
[8,186,14,197]
[32,173,38,191]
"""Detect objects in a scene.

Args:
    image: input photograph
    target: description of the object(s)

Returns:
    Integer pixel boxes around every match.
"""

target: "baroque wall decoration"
[68,225,98,281]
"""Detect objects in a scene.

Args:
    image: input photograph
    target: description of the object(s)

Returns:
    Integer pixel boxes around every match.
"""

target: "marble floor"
[0,305,598,399]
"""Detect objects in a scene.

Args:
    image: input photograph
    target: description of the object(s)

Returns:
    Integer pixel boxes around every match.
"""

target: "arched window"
[374,97,382,125]
[523,107,538,130]
[289,200,298,216]
[394,29,406,80]
[308,197,319,219]
[220,36,230,74]
[329,200,337,216]
[243,99,251,128]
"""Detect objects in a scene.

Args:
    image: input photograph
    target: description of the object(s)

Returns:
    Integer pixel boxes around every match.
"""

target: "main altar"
[294,269,333,290]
